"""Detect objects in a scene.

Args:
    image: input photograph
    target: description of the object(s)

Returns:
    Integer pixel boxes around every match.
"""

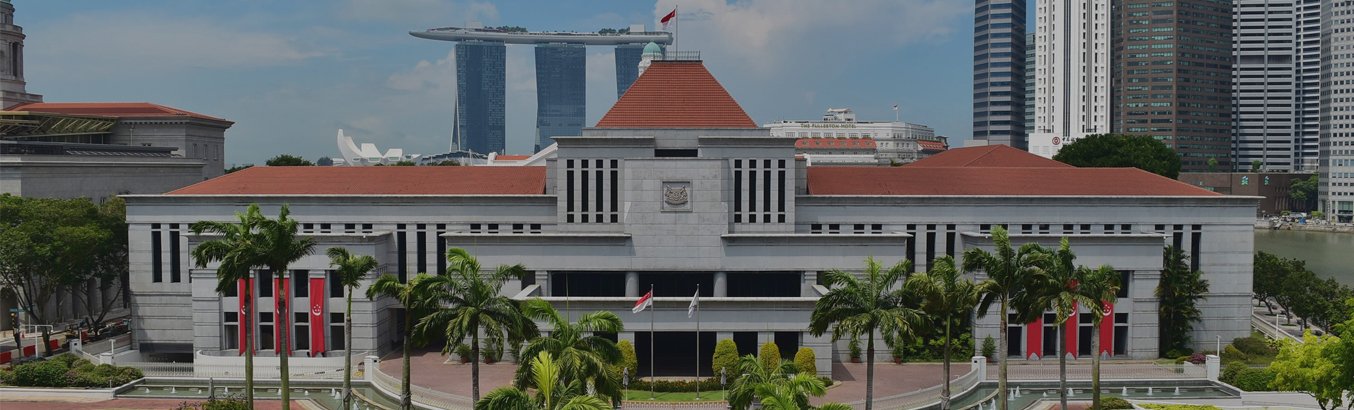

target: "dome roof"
[642,41,663,57]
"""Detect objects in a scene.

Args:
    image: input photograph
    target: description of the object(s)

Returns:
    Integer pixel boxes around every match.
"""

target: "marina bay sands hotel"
[411,25,672,153]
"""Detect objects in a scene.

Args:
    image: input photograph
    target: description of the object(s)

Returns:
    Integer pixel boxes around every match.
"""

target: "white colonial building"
[122,60,1256,378]
[765,108,945,164]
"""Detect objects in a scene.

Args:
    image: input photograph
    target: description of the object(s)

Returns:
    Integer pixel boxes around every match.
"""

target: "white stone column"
[625,272,639,298]
[535,271,550,296]
[801,271,817,297]
[713,272,728,297]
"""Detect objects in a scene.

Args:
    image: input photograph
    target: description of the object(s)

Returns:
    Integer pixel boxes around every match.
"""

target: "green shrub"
[10,359,70,387]
[758,342,781,372]
[1232,335,1276,357]
[1097,397,1133,410]
[454,343,472,362]
[616,340,639,380]
[1232,367,1276,391]
[1220,362,1246,385]
[794,347,817,375]
[981,336,996,360]
[848,337,862,361]
[1163,348,1192,359]
[173,396,251,410]
[1139,404,1219,410]
[711,339,739,376]
[629,378,722,392]
[1221,345,1248,364]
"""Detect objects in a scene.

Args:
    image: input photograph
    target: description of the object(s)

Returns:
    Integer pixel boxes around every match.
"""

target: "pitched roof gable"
[168,166,547,195]
[595,60,757,129]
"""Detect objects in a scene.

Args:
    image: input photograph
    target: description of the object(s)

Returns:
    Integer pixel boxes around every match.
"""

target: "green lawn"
[622,389,727,402]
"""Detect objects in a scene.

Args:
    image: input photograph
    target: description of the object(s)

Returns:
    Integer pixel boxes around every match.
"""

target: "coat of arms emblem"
[663,184,689,206]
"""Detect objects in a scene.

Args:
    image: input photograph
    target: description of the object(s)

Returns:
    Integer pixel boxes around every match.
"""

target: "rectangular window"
[436,224,447,275]
[223,312,239,350]
[611,166,620,223]
[762,160,772,221]
[293,272,308,298]
[294,312,310,351]
[330,320,345,351]
[169,227,181,283]
[1117,271,1131,298]
[259,312,274,350]
[946,227,957,258]
[329,270,343,297]
[397,225,407,283]
[1190,226,1202,273]
[151,228,162,283]
[1008,313,1024,357]
[925,224,937,266]
[595,161,604,222]
[417,227,427,275]
[906,224,917,264]
[259,271,273,297]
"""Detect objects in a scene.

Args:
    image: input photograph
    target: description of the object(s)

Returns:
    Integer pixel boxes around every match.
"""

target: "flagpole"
[695,283,701,400]
[649,283,655,401]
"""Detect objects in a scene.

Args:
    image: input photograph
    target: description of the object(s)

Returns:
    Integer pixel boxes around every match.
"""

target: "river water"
[1253,229,1354,286]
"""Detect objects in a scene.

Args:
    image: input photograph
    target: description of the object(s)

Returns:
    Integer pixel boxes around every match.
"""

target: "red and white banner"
[633,290,653,314]
[238,278,252,355]
[1099,301,1115,356]
[309,276,327,357]
[1026,317,1043,360]
[1064,303,1079,359]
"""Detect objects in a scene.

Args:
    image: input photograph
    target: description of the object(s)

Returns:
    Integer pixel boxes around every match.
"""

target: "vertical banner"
[238,278,250,355]
[309,276,327,357]
[1025,317,1043,360]
[1099,301,1115,356]
[1064,303,1079,359]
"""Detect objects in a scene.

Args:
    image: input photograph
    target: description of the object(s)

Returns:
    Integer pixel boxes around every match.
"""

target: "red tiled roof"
[907,145,1070,168]
[595,61,757,129]
[916,140,948,152]
[795,137,876,150]
[10,102,232,124]
[168,166,546,195]
[806,166,1221,196]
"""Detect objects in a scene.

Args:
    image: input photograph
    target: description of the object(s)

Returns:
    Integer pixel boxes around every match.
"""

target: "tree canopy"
[265,154,313,166]
[1052,133,1183,179]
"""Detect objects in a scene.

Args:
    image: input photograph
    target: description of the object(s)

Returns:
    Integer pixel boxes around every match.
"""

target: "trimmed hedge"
[1232,367,1276,391]
[711,339,739,376]
[616,339,639,380]
[758,342,781,373]
[1231,335,1276,357]
[1220,345,1247,364]
[0,354,142,388]
[1097,397,1133,410]
[628,376,833,393]
[793,347,817,375]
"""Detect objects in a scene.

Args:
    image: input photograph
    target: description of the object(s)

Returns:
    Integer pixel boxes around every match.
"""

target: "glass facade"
[972,0,1028,148]
[535,44,586,151]
[456,41,506,155]
[614,44,643,98]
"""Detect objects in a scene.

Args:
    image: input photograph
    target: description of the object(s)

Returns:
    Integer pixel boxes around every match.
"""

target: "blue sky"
[20,0,975,165]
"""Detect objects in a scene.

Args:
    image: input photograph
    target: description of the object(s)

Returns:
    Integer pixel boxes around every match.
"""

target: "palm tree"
[963,226,1049,410]
[476,351,612,410]
[517,299,625,403]
[1026,238,1092,410]
[906,256,979,410]
[254,204,316,410]
[415,248,537,404]
[1157,246,1208,356]
[191,204,266,409]
[367,272,438,410]
[326,247,378,410]
[808,256,923,410]
[1077,265,1120,410]
[726,354,815,410]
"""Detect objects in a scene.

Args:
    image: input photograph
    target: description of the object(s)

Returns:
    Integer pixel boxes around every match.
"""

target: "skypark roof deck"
[410,26,672,45]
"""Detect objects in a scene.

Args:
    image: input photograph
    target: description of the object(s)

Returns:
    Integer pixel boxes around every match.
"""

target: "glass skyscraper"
[534,44,587,151]
[615,44,643,98]
[456,41,506,155]
[972,0,1028,149]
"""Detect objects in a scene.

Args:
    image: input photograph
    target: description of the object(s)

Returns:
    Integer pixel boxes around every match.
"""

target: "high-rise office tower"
[972,0,1028,148]
[535,44,586,151]
[615,44,642,98]
[1232,1,1296,172]
[1111,0,1232,172]
[1030,0,1111,158]
[1024,32,1035,136]
[1295,0,1322,171]
[1320,0,1354,222]
[455,41,506,155]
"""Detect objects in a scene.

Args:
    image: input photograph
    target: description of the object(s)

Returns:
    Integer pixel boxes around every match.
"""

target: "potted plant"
[891,344,905,364]
[981,335,996,363]
[454,343,472,364]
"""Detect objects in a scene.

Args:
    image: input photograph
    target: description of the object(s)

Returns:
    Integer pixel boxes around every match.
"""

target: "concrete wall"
[0,155,205,201]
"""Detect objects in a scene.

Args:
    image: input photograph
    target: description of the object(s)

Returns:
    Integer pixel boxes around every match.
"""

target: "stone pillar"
[801,271,817,297]
[713,272,728,297]
[619,331,636,344]
[535,271,550,296]
[1205,354,1220,381]
[625,272,639,298]
[716,331,733,341]
[364,355,379,382]
[971,356,988,382]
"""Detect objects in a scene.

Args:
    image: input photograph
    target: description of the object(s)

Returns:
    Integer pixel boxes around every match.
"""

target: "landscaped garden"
[0,354,143,388]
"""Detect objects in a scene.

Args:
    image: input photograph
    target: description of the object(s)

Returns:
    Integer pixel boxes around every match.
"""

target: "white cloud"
[387,50,458,92]
[27,12,321,76]
[339,0,499,26]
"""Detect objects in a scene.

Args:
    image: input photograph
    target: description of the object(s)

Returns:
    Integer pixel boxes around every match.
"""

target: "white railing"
[853,364,983,410]
[370,360,475,410]
[124,362,195,377]
[987,362,1206,381]
[1252,312,1301,342]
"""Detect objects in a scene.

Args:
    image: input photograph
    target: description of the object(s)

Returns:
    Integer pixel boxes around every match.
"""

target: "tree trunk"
[1092,319,1102,410]
[472,331,482,404]
[342,290,353,410]
[865,328,875,410]
[998,296,1009,410]
[401,310,412,410]
[244,284,255,410]
[39,328,51,357]
[1058,321,1067,410]
[279,276,290,410]
[941,318,952,410]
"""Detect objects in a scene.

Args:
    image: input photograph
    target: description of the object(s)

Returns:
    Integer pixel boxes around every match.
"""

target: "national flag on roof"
[661,8,676,30]
[633,290,654,314]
